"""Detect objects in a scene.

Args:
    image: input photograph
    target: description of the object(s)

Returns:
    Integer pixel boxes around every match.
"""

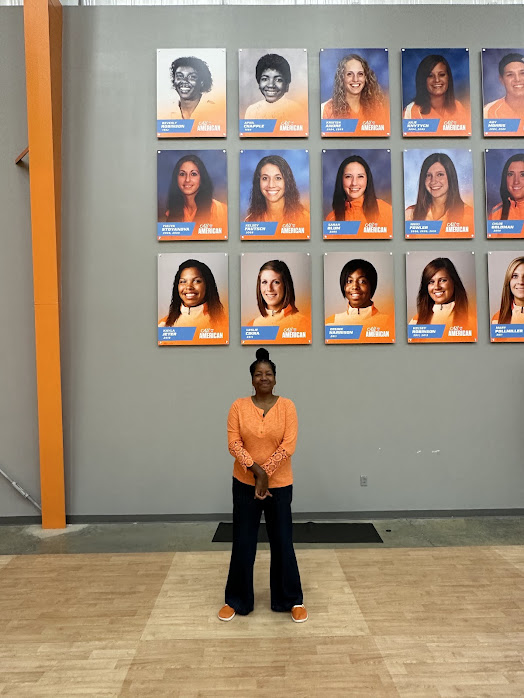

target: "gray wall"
[2,6,523,518]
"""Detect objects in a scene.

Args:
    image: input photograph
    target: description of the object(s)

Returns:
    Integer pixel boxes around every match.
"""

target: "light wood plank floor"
[0,547,523,697]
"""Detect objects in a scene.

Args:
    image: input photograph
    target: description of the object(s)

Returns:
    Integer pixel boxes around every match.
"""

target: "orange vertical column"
[24,0,66,528]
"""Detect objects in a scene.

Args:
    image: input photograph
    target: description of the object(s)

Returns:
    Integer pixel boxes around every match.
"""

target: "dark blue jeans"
[224,477,303,615]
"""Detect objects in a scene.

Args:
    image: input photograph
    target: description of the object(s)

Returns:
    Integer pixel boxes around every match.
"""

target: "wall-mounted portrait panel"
[324,252,395,344]
[157,150,228,240]
[241,253,311,345]
[488,251,524,342]
[482,49,524,137]
[320,48,390,137]
[240,149,310,240]
[406,251,477,343]
[239,49,308,137]
[485,149,524,238]
[157,49,227,138]
[322,149,392,239]
[158,253,229,345]
[401,48,471,137]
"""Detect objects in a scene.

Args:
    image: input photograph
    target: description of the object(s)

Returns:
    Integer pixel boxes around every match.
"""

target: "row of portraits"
[157,48,524,139]
[157,251,524,346]
[157,148,524,241]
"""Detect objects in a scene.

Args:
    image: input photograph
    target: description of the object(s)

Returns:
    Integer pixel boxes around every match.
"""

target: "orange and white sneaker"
[218,604,236,622]
[291,604,308,623]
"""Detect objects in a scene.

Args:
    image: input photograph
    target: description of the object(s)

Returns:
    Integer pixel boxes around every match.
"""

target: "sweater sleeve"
[260,400,298,477]
[227,401,254,472]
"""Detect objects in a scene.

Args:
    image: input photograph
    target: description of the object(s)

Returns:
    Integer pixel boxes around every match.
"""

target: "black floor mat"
[212,522,383,544]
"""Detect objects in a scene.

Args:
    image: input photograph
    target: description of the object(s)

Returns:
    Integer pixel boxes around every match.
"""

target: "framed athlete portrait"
[157,149,228,240]
[401,48,471,137]
[485,149,524,239]
[488,251,524,342]
[322,149,392,240]
[406,251,477,343]
[157,48,227,138]
[320,48,390,137]
[238,49,309,138]
[240,149,310,240]
[241,253,311,345]
[158,253,229,346]
[404,149,474,239]
[482,49,524,137]
[324,252,395,344]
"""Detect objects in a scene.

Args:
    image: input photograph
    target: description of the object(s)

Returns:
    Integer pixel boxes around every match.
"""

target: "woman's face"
[343,59,366,97]
[343,162,367,201]
[177,161,201,197]
[173,65,202,102]
[259,164,285,205]
[259,269,285,311]
[425,162,449,201]
[426,62,449,98]
[178,266,206,308]
[252,362,276,394]
[510,263,524,306]
[344,269,372,308]
[506,160,524,202]
[428,268,455,305]
[258,69,287,103]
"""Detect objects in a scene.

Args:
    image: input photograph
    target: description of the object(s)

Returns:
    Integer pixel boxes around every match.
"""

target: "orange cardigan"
[227,397,298,488]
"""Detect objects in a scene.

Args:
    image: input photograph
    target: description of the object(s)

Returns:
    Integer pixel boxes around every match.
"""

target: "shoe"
[291,604,308,623]
[218,604,236,621]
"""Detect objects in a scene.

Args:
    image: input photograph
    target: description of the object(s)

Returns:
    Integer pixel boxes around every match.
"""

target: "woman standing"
[218,348,307,623]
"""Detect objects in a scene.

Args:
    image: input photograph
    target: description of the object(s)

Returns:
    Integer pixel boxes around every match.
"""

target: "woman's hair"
[498,153,524,220]
[413,54,456,115]
[255,54,291,86]
[339,259,378,299]
[165,258,224,326]
[249,348,276,377]
[256,259,298,318]
[331,155,379,221]
[165,155,213,223]
[330,54,384,118]
[498,256,524,324]
[412,153,465,221]
[416,257,468,325]
[247,155,304,220]
[170,56,213,93]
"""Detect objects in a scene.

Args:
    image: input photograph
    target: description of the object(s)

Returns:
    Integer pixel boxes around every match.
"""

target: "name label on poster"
[491,323,524,338]
[241,222,278,237]
[157,119,194,134]
[242,326,279,341]
[484,118,521,134]
[403,118,440,133]
[408,324,445,339]
[488,220,524,236]
[406,221,443,236]
[158,222,195,237]
[323,221,360,236]
[240,119,277,134]
[158,327,196,342]
[325,325,363,340]
[321,118,358,133]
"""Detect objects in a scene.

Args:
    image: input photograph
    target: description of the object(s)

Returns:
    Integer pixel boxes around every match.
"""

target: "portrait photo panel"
[324,252,395,344]
[157,48,227,138]
[320,48,390,137]
[157,149,228,241]
[401,48,471,137]
[322,148,392,239]
[238,48,309,138]
[406,251,477,343]
[488,251,524,342]
[241,252,311,345]
[485,149,524,239]
[158,252,229,346]
[240,149,310,240]
[482,49,524,137]
[404,148,474,239]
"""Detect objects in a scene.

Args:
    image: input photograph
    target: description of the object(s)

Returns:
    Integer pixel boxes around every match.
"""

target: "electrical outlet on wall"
[360,475,368,487]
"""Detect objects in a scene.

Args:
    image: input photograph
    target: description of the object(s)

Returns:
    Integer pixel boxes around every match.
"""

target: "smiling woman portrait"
[492,256,524,325]
[248,259,307,333]
[169,55,214,120]
[489,153,524,222]
[409,257,469,327]
[403,54,467,122]
[244,53,302,122]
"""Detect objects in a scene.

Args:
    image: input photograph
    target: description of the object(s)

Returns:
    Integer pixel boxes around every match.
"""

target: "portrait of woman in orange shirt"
[218,348,306,624]
[249,259,308,333]
[409,257,470,328]
[491,256,524,325]
[489,153,524,223]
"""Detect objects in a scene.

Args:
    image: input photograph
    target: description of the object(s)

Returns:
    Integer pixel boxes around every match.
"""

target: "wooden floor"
[0,547,523,697]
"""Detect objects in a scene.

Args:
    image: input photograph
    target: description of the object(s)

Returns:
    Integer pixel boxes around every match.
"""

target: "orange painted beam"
[24,0,66,528]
